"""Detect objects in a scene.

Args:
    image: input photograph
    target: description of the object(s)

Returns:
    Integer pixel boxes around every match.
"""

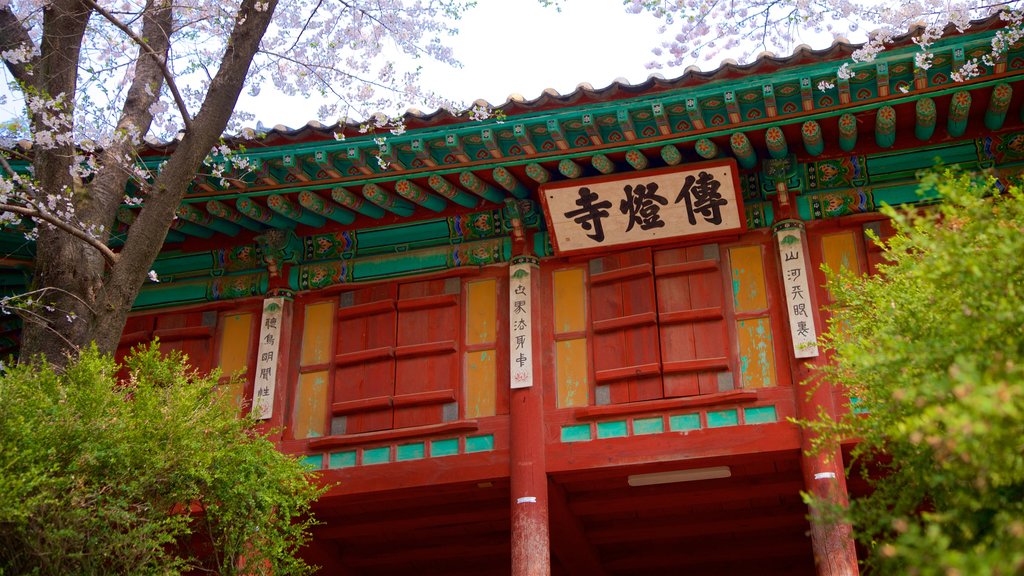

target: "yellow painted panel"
[465,279,497,346]
[293,370,328,439]
[465,349,496,417]
[553,268,587,334]
[217,313,253,376]
[821,231,860,276]
[737,317,777,389]
[729,245,768,313]
[300,301,334,366]
[556,338,589,407]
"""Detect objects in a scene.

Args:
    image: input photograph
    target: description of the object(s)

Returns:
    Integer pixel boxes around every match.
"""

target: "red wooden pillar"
[773,220,859,576]
[509,254,551,576]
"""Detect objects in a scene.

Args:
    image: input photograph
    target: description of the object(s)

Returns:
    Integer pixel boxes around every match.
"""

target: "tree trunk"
[16,0,279,367]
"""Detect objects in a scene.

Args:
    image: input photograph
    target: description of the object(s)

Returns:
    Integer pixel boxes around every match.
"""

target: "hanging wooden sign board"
[539,159,746,257]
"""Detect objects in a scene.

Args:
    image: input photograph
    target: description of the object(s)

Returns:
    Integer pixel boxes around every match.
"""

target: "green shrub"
[810,172,1024,574]
[0,344,322,575]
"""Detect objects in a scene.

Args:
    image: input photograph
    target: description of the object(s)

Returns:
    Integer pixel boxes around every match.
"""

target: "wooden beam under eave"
[312,149,343,179]
[492,166,530,199]
[765,126,788,159]
[591,154,615,175]
[616,110,636,141]
[331,186,386,218]
[624,149,648,171]
[652,102,671,135]
[947,90,971,137]
[915,97,937,141]
[281,152,311,183]
[546,119,570,150]
[410,138,437,167]
[377,141,406,171]
[876,106,896,148]
[801,121,824,156]
[267,194,327,227]
[838,113,857,152]
[298,190,356,224]
[346,147,375,176]
[459,171,505,203]
[582,113,602,145]
[444,133,471,163]
[660,144,682,165]
[724,91,740,124]
[558,158,583,179]
[394,180,447,212]
[525,163,551,184]
[427,175,479,208]
[513,124,537,155]
[729,132,757,169]
[548,480,610,576]
[362,183,415,216]
[481,128,503,159]
[986,83,1012,130]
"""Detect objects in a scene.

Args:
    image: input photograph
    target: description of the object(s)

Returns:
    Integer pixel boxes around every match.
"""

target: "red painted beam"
[547,480,609,576]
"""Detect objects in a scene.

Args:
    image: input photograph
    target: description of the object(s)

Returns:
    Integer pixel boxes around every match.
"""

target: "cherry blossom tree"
[624,0,1024,85]
[0,0,469,365]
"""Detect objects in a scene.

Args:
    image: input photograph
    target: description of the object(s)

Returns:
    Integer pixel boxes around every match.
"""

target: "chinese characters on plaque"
[541,160,745,256]
[252,297,284,419]
[509,257,535,389]
[776,228,819,358]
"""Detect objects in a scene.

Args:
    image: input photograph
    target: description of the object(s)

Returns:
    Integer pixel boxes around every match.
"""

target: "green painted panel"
[850,397,869,414]
[873,183,940,206]
[866,142,978,179]
[669,414,701,432]
[357,219,453,250]
[328,451,357,469]
[560,424,592,443]
[353,251,449,281]
[430,438,459,457]
[465,434,495,453]
[300,454,323,470]
[743,405,778,424]
[707,409,739,428]
[152,252,216,275]
[596,420,628,439]
[633,417,665,435]
[134,281,209,308]
[362,446,391,465]
[396,442,426,461]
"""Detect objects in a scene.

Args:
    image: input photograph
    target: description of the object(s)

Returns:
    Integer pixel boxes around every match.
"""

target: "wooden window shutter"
[333,285,397,435]
[654,245,733,397]
[393,278,462,428]
[588,248,662,404]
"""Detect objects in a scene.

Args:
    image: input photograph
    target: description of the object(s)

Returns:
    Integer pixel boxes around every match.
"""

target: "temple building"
[4,17,1024,576]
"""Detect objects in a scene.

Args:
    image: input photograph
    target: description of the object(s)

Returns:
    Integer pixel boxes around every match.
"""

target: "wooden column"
[509,253,551,576]
[773,221,859,576]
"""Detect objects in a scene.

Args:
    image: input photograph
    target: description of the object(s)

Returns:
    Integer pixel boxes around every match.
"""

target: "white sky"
[237,0,682,127]
[1,0,851,131]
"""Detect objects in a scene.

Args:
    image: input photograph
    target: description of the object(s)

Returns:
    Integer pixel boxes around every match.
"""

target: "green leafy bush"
[0,344,322,575]
[811,172,1024,575]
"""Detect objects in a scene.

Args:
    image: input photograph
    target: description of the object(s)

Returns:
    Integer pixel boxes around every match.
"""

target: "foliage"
[809,172,1024,575]
[0,343,324,575]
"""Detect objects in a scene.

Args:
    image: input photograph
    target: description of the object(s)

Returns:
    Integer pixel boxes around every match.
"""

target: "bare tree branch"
[0,202,119,266]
